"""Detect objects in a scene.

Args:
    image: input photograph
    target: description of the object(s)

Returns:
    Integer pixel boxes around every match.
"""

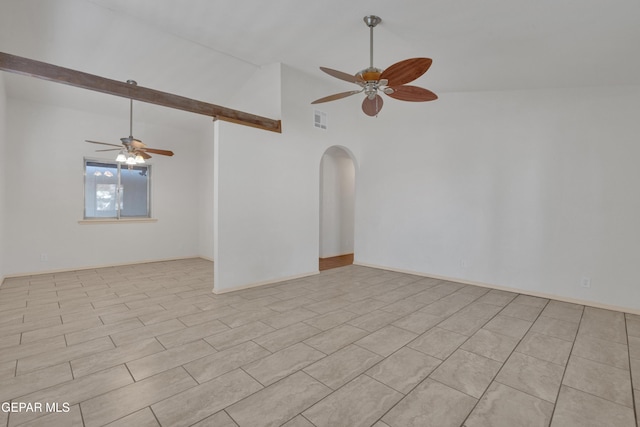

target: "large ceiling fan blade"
[380,58,433,87]
[311,90,362,104]
[85,140,122,148]
[386,85,438,102]
[320,67,364,85]
[140,148,174,157]
[135,151,152,160]
[121,137,146,149]
[362,94,384,117]
[95,148,122,152]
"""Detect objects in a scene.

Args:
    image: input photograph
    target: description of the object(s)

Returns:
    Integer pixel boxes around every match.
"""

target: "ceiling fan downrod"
[363,15,381,69]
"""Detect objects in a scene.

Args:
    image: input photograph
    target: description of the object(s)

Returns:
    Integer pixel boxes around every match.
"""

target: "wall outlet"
[40,253,48,262]
[580,277,591,289]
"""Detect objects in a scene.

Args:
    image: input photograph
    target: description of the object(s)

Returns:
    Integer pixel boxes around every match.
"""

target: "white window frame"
[83,158,151,220]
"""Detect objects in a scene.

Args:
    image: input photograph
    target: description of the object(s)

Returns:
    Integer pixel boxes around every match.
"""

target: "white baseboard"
[354,261,640,316]
[2,256,211,280]
[213,270,319,294]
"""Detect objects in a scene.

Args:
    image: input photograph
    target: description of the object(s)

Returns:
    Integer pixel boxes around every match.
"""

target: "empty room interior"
[1,1,640,426]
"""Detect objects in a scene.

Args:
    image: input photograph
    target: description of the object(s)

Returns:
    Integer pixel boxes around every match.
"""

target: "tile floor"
[0,258,638,426]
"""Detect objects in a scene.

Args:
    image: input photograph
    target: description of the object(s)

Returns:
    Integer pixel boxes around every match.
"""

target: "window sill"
[78,218,158,225]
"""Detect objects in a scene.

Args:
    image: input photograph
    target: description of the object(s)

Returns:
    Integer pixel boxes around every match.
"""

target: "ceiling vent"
[314,110,327,130]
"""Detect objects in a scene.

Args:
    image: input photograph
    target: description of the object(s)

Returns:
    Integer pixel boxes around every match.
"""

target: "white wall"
[4,97,208,276]
[320,146,355,258]
[198,121,215,261]
[213,64,365,292]
[355,85,640,311]
[0,73,6,284]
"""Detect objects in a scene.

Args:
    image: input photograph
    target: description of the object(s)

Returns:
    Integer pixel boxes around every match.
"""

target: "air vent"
[314,110,327,130]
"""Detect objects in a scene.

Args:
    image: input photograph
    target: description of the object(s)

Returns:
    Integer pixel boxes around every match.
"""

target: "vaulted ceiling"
[1,0,639,129]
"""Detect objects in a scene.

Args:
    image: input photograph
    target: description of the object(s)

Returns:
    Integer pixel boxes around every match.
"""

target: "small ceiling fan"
[312,15,438,116]
[85,80,174,164]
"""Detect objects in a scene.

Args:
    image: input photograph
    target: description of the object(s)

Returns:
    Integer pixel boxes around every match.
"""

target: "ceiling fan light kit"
[85,79,175,165]
[312,15,437,116]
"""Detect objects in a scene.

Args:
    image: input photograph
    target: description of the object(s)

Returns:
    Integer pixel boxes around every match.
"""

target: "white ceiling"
[1,0,639,129]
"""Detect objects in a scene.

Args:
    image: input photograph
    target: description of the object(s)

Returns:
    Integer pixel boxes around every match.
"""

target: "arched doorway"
[319,146,356,271]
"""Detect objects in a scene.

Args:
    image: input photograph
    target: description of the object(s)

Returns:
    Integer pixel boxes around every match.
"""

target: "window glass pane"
[85,161,118,218]
[120,165,149,217]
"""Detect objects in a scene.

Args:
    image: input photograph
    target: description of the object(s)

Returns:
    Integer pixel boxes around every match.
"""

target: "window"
[84,159,150,219]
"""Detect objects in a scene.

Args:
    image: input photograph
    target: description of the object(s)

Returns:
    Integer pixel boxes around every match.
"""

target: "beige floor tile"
[281,415,314,427]
[8,365,133,426]
[366,347,441,394]
[483,314,532,339]
[347,310,402,332]
[0,360,16,379]
[578,307,627,345]
[204,321,275,351]
[562,355,633,407]
[81,366,197,427]
[304,344,382,389]
[512,295,548,308]
[127,339,217,380]
[304,324,369,354]
[177,305,240,327]
[303,375,402,427]
[437,303,502,336]
[109,318,185,346]
[243,342,325,386]
[460,328,519,362]
[516,331,573,366]
[226,371,331,427]
[138,304,201,325]
[253,322,321,352]
[496,352,565,403]
[64,317,143,346]
[0,316,62,339]
[629,336,640,359]
[71,337,164,377]
[304,297,352,314]
[14,404,84,427]
[530,315,579,342]
[420,292,478,317]
[342,298,388,315]
[17,337,115,375]
[551,385,635,427]
[261,307,318,329]
[0,363,73,402]
[105,408,160,427]
[156,319,229,348]
[465,381,554,427]
[541,301,584,324]
[392,310,444,335]
[20,317,104,343]
[100,304,166,324]
[380,298,426,316]
[355,325,417,357]
[151,369,262,427]
[430,349,502,398]
[382,378,477,427]
[266,296,316,313]
[408,327,467,360]
[0,335,67,364]
[499,302,544,321]
[626,317,640,338]
[571,334,629,370]
[299,307,354,328]
[190,411,238,426]
[184,340,270,383]
[630,357,640,390]
[475,289,517,307]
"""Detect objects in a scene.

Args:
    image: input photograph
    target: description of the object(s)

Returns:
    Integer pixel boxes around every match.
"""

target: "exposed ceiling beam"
[0,52,282,133]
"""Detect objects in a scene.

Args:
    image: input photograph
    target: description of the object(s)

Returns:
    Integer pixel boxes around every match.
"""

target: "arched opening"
[319,146,356,271]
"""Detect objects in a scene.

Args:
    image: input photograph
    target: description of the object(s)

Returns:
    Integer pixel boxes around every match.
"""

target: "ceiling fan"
[311,15,437,116]
[85,80,174,164]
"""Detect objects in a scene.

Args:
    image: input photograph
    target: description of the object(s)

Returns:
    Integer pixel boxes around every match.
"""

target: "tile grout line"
[624,314,638,425]
[547,304,585,425]
[458,297,552,426]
